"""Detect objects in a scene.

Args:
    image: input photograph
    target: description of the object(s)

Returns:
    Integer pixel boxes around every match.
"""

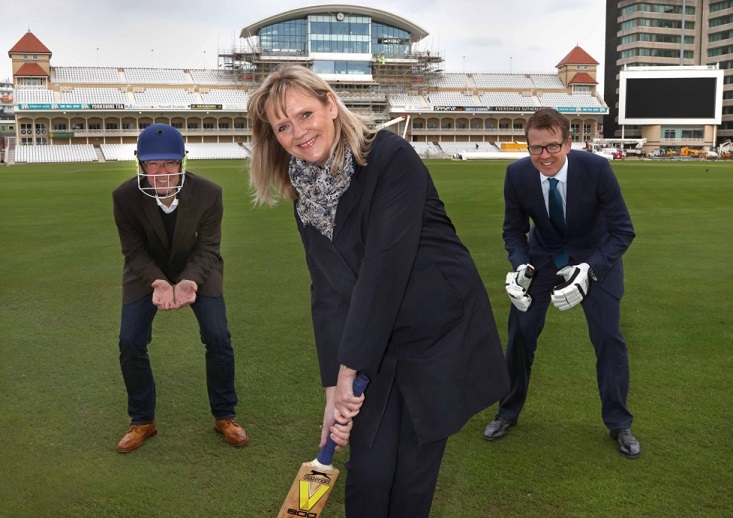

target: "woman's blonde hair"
[247,64,376,205]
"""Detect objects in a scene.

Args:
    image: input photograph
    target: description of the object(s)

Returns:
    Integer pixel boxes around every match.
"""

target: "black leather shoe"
[611,428,641,458]
[484,416,517,441]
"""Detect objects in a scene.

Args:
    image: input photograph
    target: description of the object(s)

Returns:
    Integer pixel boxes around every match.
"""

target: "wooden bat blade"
[277,461,340,518]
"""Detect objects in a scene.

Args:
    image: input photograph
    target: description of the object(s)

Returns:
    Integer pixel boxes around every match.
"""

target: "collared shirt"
[156,197,179,214]
[539,158,569,219]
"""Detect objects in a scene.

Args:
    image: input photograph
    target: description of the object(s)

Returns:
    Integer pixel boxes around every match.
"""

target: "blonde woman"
[248,65,508,517]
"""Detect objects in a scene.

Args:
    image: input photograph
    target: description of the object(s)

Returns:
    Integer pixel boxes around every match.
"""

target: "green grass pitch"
[0,158,731,517]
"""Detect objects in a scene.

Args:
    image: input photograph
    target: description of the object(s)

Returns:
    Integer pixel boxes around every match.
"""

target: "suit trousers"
[498,263,633,430]
[344,381,448,518]
[118,294,238,423]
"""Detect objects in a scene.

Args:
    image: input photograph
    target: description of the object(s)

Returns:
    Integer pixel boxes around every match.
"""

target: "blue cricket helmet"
[136,123,186,161]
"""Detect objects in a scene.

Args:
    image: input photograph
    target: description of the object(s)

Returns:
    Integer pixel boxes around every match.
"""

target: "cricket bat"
[277,373,370,518]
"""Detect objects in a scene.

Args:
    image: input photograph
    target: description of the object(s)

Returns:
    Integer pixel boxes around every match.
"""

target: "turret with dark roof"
[8,31,52,78]
[555,45,599,90]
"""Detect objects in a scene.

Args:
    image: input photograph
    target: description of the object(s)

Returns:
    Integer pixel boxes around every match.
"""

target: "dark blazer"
[503,150,635,299]
[296,130,509,445]
[113,172,225,304]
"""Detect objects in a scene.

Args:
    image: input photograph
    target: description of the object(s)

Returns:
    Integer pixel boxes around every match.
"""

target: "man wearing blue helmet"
[112,123,248,452]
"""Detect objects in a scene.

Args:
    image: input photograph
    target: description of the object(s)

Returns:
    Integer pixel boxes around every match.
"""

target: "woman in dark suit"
[247,65,508,517]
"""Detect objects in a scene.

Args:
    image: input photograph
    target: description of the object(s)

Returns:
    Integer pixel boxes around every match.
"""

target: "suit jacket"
[297,130,509,445]
[503,150,635,298]
[113,172,225,304]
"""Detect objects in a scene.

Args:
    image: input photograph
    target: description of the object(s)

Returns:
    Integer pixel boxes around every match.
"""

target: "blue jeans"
[118,294,238,424]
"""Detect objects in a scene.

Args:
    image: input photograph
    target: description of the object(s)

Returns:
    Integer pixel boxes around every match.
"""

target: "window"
[372,22,411,57]
[710,1,733,13]
[259,19,307,54]
[708,44,733,57]
[710,14,733,28]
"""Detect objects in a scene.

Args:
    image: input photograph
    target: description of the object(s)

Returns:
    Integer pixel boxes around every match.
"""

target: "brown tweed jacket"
[112,172,225,304]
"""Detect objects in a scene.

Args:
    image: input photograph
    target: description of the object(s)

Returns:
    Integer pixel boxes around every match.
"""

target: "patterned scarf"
[289,148,355,241]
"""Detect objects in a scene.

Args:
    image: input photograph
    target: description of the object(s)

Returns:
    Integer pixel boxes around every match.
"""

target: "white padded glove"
[505,264,535,312]
[551,263,591,311]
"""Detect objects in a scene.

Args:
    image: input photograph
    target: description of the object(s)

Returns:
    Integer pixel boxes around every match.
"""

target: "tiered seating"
[100,143,136,161]
[100,143,248,161]
[186,143,248,160]
[473,74,534,89]
[437,142,498,154]
[388,94,429,108]
[480,92,541,108]
[410,142,443,158]
[530,74,566,89]
[60,88,128,104]
[15,144,97,163]
[427,92,481,107]
[124,68,192,84]
[539,93,603,109]
[53,67,120,83]
[133,89,199,105]
[437,142,478,154]
[15,89,56,103]
[200,89,249,105]
[190,70,239,85]
[336,91,386,102]
[428,73,468,88]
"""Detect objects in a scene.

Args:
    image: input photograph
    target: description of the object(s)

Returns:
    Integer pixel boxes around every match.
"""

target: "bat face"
[278,462,340,517]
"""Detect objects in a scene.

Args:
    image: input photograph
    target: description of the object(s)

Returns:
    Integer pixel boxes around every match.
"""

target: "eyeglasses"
[527,143,565,155]
[142,160,181,172]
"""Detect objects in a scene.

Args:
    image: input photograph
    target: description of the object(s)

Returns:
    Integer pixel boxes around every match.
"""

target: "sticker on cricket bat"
[277,373,370,518]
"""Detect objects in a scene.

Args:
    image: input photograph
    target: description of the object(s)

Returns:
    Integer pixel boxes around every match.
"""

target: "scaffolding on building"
[218,37,443,124]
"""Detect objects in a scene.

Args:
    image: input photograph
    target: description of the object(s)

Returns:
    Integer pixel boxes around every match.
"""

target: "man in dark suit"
[112,123,248,452]
[484,108,640,458]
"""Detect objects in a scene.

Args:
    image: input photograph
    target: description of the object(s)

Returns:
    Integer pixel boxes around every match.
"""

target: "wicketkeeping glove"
[551,263,591,311]
[505,264,535,312]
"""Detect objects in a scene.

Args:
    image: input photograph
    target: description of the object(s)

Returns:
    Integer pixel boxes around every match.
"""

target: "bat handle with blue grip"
[316,373,370,466]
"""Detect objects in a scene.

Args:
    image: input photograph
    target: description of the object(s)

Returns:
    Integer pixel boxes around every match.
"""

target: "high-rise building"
[604,0,733,145]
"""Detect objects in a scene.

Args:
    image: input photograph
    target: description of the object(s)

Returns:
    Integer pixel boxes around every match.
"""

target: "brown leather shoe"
[214,417,249,446]
[116,423,158,453]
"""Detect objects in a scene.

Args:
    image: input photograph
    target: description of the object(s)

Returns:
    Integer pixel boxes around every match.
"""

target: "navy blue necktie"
[548,178,565,234]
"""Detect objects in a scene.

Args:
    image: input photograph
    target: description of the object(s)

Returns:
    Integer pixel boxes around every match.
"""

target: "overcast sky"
[1,0,607,92]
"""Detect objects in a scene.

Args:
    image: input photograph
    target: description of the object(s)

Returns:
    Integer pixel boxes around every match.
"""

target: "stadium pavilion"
[4,4,607,164]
